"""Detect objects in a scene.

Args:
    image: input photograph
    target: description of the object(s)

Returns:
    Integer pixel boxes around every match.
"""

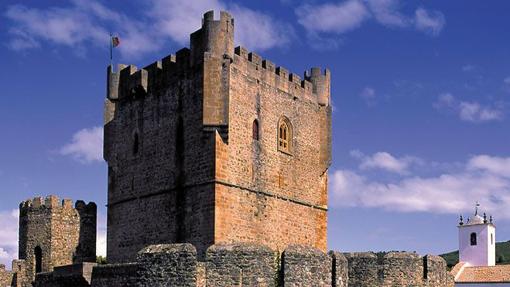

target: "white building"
[452,205,510,286]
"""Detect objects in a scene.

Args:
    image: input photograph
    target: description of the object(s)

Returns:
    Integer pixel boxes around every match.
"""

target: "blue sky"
[1,0,509,266]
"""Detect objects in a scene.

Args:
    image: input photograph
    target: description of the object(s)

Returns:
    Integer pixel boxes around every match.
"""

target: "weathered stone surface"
[205,243,277,287]
[424,255,455,287]
[329,251,348,287]
[136,244,197,287]
[344,252,455,287]
[381,252,423,286]
[282,245,332,287]
[0,264,14,287]
[90,263,138,287]
[32,263,95,287]
[344,252,379,286]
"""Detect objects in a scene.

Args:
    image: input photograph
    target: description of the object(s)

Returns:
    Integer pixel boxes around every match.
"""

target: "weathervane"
[475,201,480,215]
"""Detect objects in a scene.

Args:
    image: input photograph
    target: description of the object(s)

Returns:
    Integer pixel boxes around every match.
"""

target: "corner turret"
[306,68,331,106]
[191,10,235,65]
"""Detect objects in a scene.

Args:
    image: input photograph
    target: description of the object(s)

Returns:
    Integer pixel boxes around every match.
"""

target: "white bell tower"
[458,203,496,266]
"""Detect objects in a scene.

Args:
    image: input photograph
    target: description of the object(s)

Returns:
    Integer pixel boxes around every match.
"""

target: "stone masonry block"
[205,243,277,287]
[282,245,332,287]
[136,244,197,287]
[343,252,379,287]
[329,251,348,287]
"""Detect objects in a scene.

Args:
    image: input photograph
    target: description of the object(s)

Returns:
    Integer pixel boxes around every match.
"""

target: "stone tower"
[458,205,495,266]
[104,10,331,263]
[18,195,97,283]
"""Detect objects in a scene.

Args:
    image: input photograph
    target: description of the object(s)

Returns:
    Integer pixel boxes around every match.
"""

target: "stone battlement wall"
[0,264,14,287]
[19,195,75,213]
[31,243,454,287]
[344,251,455,287]
[106,48,191,102]
[19,195,96,215]
[107,45,330,109]
[232,46,330,107]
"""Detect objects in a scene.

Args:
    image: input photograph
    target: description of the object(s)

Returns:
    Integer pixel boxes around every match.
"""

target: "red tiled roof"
[455,264,510,283]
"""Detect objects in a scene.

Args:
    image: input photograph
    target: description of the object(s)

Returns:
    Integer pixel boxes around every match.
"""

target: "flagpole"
[109,33,113,72]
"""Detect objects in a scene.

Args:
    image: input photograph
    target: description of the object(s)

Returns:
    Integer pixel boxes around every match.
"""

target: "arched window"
[34,246,42,273]
[278,117,292,153]
[133,133,139,155]
[252,119,259,140]
[470,232,477,246]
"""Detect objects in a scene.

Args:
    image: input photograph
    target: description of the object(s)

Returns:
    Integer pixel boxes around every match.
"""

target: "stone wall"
[32,263,95,287]
[209,33,331,254]
[11,260,27,287]
[30,243,454,287]
[0,264,14,287]
[137,244,197,287]
[90,263,138,287]
[330,251,348,287]
[344,251,455,287]
[205,244,277,287]
[282,245,332,286]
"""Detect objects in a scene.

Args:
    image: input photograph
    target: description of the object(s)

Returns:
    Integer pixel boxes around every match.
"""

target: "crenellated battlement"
[19,195,96,214]
[232,46,331,106]
[107,48,191,101]
[19,195,78,213]
[106,10,330,109]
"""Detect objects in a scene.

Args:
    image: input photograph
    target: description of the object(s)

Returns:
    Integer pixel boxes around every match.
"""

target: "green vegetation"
[96,256,107,265]
[440,241,510,268]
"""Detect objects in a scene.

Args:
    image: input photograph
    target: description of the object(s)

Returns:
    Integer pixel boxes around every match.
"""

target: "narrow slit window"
[133,133,139,155]
[252,120,259,140]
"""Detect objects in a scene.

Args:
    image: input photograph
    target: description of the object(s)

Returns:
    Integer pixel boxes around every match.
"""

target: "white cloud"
[330,155,510,218]
[60,126,103,164]
[230,5,294,51]
[414,7,445,36]
[5,0,292,58]
[458,102,503,122]
[148,0,222,46]
[468,155,510,178]
[4,1,160,58]
[296,1,370,34]
[0,210,19,267]
[366,0,408,27]
[295,1,445,40]
[434,93,504,123]
[360,86,376,106]
[350,150,421,174]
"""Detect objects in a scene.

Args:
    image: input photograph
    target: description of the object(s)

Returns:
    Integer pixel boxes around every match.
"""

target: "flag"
[112,36,120,48]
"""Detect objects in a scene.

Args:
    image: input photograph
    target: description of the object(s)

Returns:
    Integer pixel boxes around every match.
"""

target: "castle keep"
[104,10,331,262]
